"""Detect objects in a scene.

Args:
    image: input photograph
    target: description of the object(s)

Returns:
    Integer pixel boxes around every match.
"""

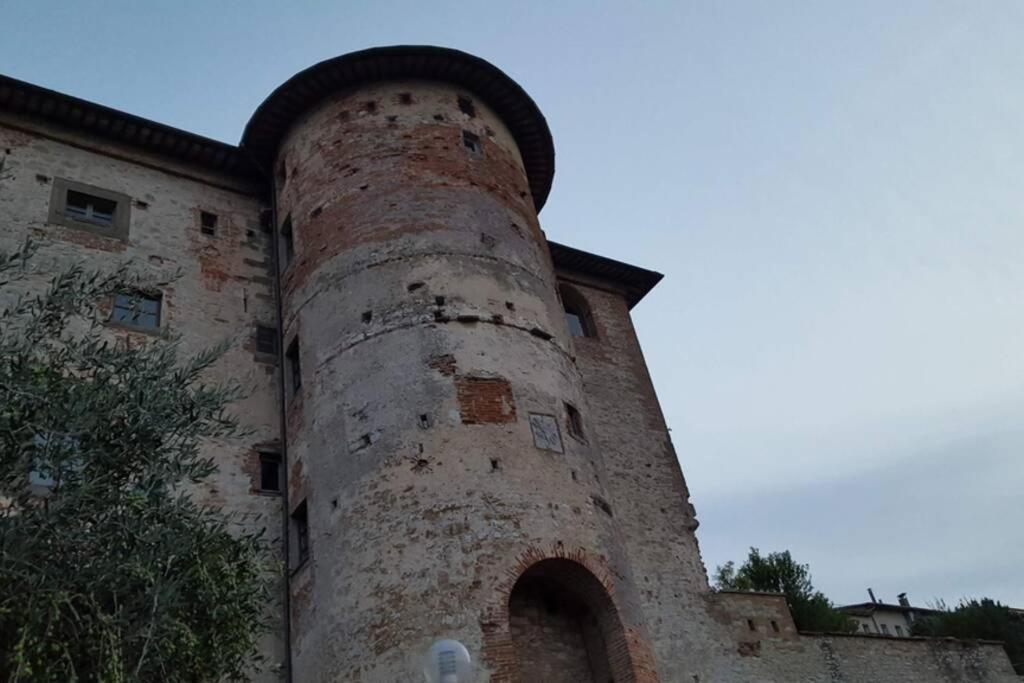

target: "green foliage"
[913,598,1024,674]
[714,547,856,633]
[0,241,274,682]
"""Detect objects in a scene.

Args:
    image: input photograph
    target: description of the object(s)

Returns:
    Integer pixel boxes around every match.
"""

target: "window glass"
[65,189,117,225]
[111,292,161,330]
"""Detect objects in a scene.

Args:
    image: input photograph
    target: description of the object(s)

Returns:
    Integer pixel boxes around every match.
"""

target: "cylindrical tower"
[243,47,658,682]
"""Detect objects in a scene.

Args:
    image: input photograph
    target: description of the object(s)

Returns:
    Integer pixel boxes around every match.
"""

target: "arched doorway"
[508,559,633,683]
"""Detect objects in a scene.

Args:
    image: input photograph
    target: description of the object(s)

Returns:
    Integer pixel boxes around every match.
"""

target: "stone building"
[0,46,1017,682]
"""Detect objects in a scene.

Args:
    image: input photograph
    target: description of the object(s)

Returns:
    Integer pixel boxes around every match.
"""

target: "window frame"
[48,178,131,241]
[285,336,301,400]
[257,451,282,493]
[199,210,218,236]
[109,290,162,332]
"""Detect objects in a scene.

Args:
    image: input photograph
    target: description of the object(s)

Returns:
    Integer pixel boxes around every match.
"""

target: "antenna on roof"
[868,588,878,604]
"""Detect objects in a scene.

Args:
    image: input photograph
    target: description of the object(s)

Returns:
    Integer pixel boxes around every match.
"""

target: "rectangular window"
[462,130,481,154]
[49,178,131,240]
[66,189,116,225]
[256,325,278,356]
[111,291,161,330]
[291,500,309,567]
[259,452,281,492]
[862,623,870,633]
[565,402,585,441]
[285,337,301,396]
[279,216,294,271]
[200,210,218,236]
[894,625,903,636]
[880,624,889,635]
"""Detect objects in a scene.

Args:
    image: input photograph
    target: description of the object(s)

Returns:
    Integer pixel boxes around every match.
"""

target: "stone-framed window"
[565,402,585,442]
[558,283,597,338]
[48,178,131,240]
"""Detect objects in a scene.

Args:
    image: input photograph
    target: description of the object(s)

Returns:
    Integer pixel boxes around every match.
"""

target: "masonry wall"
[562,274,724,681]
[272,79,659,681]
[0,118,286,682]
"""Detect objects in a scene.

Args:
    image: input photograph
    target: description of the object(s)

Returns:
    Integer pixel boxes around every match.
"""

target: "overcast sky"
[2,1,1021,607]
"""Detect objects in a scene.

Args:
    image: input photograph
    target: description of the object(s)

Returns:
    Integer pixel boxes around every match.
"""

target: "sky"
[2,1,1022,607]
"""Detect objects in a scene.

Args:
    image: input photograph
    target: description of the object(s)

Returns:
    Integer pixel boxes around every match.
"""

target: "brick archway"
[481,547,657,682]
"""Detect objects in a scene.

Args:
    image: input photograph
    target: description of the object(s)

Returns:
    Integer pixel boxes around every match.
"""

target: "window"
[747,619,756,632]
[291,500,309,567]
[111,291,161,330]
[462,130,481,154]
[558,283,596,338]
[200,211,218,236]
[880,624,889,635]
[48,178,131,240]
[259,452,281,493]
[862,623,871,633]
[29,433,81,492]
[565,402,585,441]
[285,337,301,397]
[894,625,903,637]
[66,189,116,225]
[770,620,780,633]
[255,325,278,356]
[279,216,294,271]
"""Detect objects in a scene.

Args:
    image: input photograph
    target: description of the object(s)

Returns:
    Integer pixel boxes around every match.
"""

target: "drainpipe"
[248,156,293,683]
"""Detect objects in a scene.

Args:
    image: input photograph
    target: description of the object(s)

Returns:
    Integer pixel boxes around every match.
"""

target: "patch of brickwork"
[456,376,516,424]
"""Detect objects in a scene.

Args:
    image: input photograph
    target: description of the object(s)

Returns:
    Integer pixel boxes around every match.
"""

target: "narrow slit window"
[200,211,218,236]
[65,189,117,226]
[291,500,309,567]
[285,337,301,396]
[565,402,585,441]
[259,452,281,492]
[462,130,481,154]
[279,216,295,271]
[111,291,161,330]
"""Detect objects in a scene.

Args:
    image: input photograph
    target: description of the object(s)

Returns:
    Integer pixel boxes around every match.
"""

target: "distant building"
[840,591,935,637]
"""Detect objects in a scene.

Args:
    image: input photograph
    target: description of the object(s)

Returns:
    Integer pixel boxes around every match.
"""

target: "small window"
[770,620,780,633]
[66,189,116,225]
[255,325,278,356]
[457,95,476,117]
[291,500,309,567]
[462,130,481,154]
[880,624,889,635]
[259,452,281,493]
[285,337,301,397]
[565,402,585,441]
[200,211,218,236]
[747,619,756,632]
[111,291,161,330]
[279,216,295,271]
[559,283,596,338]
[894,625,903,637]
[862,623,871,633]
[49,178,131,240]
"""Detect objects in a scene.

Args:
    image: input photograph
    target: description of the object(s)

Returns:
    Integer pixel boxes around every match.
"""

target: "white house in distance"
[839,590,934,637]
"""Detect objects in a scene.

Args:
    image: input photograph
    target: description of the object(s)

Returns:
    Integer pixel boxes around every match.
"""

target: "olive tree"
[0,241,274,682]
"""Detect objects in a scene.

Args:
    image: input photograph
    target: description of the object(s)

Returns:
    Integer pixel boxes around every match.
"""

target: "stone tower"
[242,47,667,681]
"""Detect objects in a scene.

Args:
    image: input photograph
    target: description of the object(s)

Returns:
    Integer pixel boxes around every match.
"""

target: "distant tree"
[0,241,274,682]
[913,598,1024,675]
[714,547,856,633]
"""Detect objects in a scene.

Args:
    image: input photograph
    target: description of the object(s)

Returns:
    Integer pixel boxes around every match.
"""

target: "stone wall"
[0,118,286,682]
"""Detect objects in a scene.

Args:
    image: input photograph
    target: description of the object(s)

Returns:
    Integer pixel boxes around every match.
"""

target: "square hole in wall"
[462,130,481,154]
